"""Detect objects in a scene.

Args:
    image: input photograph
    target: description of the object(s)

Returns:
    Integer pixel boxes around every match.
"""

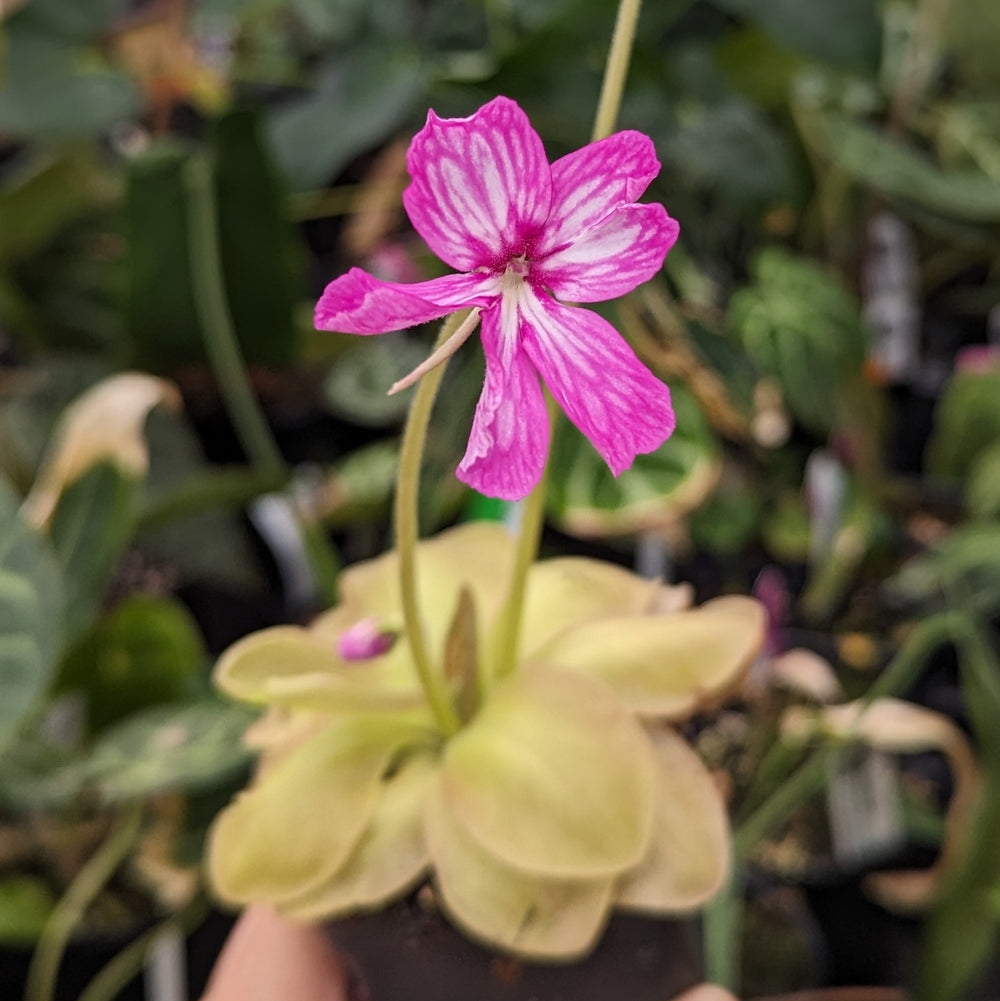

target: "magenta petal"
[403,97,552,273]
[314,268,497,334]
[536,131,661,258]
[536,203,678,304]
[521,291,675,476]
[456,298,549,500]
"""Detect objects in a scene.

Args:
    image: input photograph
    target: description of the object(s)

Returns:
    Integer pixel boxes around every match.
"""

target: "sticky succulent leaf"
[518,557,659,657]
[281,752,435,921]
[208,716,428,906]
[441,667,654,879]
[336,522,516,659]
[616,729,730,913]
[214,624,423,713]
[535,596,765,720]
[424,781,614,960]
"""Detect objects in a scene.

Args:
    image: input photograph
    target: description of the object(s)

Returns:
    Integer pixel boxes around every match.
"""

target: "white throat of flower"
[387,257,530,397]
[388,306,483,396]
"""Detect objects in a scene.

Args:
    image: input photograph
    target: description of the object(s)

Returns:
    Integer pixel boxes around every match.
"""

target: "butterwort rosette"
[315,97,680,500]
[207,524,765,959]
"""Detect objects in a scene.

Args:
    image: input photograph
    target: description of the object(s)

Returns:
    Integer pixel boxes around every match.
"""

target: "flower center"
[507,254,530,278]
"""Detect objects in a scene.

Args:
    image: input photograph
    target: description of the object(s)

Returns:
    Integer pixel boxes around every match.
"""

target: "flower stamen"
[387,307,482,396]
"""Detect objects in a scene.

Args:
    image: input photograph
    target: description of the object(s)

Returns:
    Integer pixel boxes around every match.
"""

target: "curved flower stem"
[395,312,467,736]
[184,156,340,604]
[493,391,559,681]
[492,0,643,682]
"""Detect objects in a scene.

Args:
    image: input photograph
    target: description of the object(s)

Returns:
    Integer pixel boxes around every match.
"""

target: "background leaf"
[0,480,64,755]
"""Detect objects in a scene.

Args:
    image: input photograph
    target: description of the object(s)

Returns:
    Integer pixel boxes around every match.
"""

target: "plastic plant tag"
[861,211,920,384]
[826,747,905,870]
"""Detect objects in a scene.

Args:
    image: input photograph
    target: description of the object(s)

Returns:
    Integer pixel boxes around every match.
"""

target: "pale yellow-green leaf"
[424,781,614,960]
[441,667,654,879]
[329,522,516,661]
[535,596,765,721]
[616,728,730,913]
[213,624,423,713]
[281,752,436,920]
[518,557,661,656]
[207,716,428,906]
[22,373,180,528]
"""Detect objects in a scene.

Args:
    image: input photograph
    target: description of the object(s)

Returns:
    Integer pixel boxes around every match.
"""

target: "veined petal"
[403,97,552,272]
[520,291,674,476]
[456,295,549,500]
[314,268,496,334]
[425,779,615,960]
[537,203,678,303]
[536,131,661,258]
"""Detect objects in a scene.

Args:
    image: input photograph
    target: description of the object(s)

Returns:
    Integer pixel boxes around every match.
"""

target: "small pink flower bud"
[338,616,397,661]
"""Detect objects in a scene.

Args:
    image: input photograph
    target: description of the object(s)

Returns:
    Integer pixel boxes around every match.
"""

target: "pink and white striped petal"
[314,268,498,335]
[520,291,674,476]
[403,97,553,273]
[536,203,678,304]
[456,296,549,500]
[535,131,661,258]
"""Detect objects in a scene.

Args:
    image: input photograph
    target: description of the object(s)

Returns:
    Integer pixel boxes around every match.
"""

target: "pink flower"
[315,97,679,500]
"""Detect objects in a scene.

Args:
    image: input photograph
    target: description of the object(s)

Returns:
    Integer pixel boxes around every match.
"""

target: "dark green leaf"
[57,594,206,733]
[713,0,881,72]
[967,441,1000,519]
[729,248,866,434]
[47,462,139,641]
[10,0,129,40]
[889,524,1000,616]
[547,383,721,537]
[0,479,64,754]
[0,876,56,945]
[0,151,116,264]
[809,109,1000,222]
[212,108,303,366]
[322,334,427,427]
[926,369,1000,479]
[82,701,255,802]
[123,143,204,369]
[0,26,138,139]
[267,45,423,190]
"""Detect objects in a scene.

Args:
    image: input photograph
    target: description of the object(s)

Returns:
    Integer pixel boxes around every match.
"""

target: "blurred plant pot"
[325,895,701,1001]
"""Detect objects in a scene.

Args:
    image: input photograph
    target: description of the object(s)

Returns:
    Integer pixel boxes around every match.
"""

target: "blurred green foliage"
[3,0,1000,992]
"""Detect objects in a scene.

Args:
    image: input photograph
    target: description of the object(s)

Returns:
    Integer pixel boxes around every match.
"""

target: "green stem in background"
[702,853,743,989]
[184,155,340,604]
[184,156,285,478]
[592,0,644,142]
[395,312,467,736]
[24,805,143,1001]
[492,0,644,681]
[77,899,208,1001]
